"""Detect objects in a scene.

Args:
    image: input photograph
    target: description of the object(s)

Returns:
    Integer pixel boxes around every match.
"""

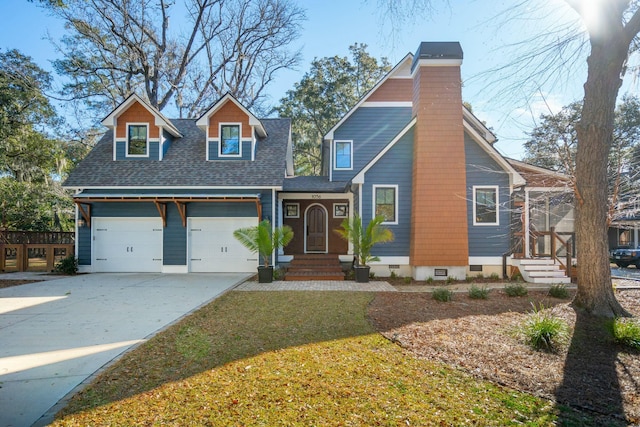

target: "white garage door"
[188,217,258,273]
[93,218,163,272]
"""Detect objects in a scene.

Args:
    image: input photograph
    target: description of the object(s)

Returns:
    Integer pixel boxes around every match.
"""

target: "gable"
[115,100,160,139]
[365,78,413,103]
[207,101,253,139]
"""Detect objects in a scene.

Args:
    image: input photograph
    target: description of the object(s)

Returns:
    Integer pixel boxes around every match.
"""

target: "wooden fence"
[0,231,75,272]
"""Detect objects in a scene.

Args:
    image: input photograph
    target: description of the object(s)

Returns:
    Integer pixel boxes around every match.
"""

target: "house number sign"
[311,194,322,199]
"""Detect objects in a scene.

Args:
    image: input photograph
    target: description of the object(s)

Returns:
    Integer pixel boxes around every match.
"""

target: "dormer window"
[220,124,241,157]
[127,124,148,156]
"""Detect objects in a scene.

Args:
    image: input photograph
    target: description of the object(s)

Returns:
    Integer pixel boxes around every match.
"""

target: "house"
[64,41,574,282]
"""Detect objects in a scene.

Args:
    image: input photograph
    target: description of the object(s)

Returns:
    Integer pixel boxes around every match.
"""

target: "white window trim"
[473,185,499,226]
[126,123,150,158]
[284,202,300,219]
[334,140,353,170]
[372,184,398,225]
[333,203,348,218]
[218,122,243,158]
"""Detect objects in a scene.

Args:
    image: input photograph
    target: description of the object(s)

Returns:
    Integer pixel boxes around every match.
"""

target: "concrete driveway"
[0,273,249,427]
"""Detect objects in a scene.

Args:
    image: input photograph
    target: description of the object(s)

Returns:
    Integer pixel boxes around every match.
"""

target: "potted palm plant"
[335,214,394,283]
[233,219,294,283]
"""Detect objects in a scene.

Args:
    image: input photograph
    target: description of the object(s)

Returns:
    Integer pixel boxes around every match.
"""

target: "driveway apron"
[0,273,248,427]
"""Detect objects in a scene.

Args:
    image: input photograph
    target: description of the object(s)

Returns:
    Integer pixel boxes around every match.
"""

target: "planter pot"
[354,266,370,283]
[258,266,274,283]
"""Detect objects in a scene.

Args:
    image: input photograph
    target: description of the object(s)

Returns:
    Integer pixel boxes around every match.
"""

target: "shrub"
[403,276,412,284]
[390,271,398,279]
[426,276,434,284]
[548,284,570,299]
[475,273,484,280]
[465,275,474,283]
[489,272,500,280]
[521,303,568,351]
[446,276,455,284]
[433,287,453,302]
[273,267,285,281]
[504,283,528,297]
[468,285,490,300]
[612,318,640,350]
[55,255,78,275]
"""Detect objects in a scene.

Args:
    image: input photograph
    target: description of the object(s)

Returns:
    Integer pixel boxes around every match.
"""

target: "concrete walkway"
[0,273,249,427]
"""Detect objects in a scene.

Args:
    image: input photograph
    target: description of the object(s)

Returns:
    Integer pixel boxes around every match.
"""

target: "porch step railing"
[531,227,574,277]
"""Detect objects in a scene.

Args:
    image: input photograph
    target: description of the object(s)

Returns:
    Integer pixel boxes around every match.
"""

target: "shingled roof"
[64,118,291,188]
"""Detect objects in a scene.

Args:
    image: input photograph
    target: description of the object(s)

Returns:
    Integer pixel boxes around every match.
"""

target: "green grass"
[468,284,490,299]
[612,317,640,350]
[520,303,569,351]
[432,287,453,302]
[54,291,580,426]
[505,282,529,297]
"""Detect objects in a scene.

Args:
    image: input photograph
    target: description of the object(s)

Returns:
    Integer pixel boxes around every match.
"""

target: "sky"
[0,0,638,160]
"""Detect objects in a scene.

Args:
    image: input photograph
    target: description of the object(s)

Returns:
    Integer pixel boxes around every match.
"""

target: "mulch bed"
[369,288,640,425]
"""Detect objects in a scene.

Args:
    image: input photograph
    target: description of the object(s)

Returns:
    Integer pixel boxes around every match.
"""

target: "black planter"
[258,266,274,283]
[354,266,370,283]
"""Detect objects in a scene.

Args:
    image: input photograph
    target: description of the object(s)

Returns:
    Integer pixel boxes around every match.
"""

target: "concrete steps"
[512,258,571,284]
[285,254,345,281]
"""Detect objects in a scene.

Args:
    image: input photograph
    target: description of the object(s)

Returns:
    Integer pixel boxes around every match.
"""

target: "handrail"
[530,227,574,276]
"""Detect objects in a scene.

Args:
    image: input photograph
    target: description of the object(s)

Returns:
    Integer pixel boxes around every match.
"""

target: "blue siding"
[163,203,186,265]
[162,129,173,158]
[208,140,252,160]
[333,107,412,182]
[362,127,414,257]
[115,140,160,160]
[77,224,91,265]
[465,133,511,257]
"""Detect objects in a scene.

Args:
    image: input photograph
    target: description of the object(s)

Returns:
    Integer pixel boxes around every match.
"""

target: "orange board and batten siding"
[410,65,469,266]
[115,101,160,139]
[366,78,413,103]
[207,101,253,138]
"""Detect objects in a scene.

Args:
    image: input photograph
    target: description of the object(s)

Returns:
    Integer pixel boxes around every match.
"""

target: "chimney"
[410,42,468,279]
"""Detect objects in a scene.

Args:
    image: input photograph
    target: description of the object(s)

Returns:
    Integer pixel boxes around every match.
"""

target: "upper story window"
[373,185,398,224]
[334,140,353,170]
[473,186,499,225]
[127,124,148,156]
[220,124,241,156]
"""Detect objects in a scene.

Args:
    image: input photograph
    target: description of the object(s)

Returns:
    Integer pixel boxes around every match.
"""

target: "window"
[473,186,499,225]
[284,203,299,218]
[334,140,352,169]
[220,124,240,156]
[373,185,397,224]
[619,229,631,247]
[127,124,148,156]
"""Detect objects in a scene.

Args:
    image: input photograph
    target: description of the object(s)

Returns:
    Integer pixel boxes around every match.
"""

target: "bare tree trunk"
[573,22,630,317]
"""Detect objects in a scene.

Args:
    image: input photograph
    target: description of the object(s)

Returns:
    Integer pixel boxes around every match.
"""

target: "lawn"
[54,291,591,426]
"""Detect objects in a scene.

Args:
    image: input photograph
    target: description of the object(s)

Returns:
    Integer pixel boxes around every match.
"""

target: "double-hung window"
[473,186,499,225]
[334,140,352,170]
[373,185,398,224]
[127,124,148,156]
[220,124,241,156]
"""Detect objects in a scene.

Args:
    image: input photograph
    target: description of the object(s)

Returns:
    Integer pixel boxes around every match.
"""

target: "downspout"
[272,188,276,267]
[524,189,530,258]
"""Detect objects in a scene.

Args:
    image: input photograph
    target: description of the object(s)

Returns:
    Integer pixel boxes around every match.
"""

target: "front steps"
[512,258,571,284]
[285,254,345,281]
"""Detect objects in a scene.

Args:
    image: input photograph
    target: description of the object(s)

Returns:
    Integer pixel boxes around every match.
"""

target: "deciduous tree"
[42,0,304,119]
[276,44,390,175]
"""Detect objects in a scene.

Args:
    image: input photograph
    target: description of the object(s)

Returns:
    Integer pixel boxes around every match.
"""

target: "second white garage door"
[188,217,259,273]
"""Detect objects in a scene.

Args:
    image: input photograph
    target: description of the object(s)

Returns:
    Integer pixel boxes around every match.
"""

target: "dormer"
[196,93,267,161]
[101,94,182,161]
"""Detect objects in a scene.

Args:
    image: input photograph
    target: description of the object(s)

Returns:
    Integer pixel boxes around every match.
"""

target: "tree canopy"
[276,44,391,175]
[0,49,81,231]
[43,0,305,118]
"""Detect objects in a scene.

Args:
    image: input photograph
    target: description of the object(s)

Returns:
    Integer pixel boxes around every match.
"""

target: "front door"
[306,205,326,252]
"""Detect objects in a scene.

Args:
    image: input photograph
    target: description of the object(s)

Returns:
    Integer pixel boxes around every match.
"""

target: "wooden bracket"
[77,203,91,228]
[174,201,187,227]
[255,199,262,220]
[154,201,167,227]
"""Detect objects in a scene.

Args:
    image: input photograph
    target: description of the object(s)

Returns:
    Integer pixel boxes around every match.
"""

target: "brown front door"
[306,205,326,252]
